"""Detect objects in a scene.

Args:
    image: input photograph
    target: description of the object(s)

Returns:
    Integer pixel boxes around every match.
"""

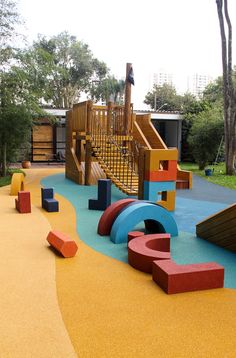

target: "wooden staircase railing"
[89,104,139,195]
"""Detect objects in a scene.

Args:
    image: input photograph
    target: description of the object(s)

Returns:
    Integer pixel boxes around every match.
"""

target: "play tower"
[65,64,192,211]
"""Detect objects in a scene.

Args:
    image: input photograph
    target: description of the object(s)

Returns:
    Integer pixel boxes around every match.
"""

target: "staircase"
[90,134,139,196]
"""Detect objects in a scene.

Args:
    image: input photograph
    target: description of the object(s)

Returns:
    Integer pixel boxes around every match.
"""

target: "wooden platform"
[196,203,236,252]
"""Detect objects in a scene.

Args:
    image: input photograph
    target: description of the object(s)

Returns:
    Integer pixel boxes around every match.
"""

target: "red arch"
[97,198,137,236]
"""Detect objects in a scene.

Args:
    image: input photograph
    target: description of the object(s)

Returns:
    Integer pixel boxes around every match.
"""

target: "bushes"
[188,107,224,169]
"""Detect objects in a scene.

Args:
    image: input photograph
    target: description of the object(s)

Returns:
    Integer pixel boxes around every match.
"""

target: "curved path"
[1,168,236,357]
[0,169,76,357]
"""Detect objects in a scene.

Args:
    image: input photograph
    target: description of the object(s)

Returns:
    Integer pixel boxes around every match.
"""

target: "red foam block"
[145,160,177,182]
[15,191,31,213]
[128,233,171,273]
[97,198,137,236]
[152,259,224,294]
[127,231,145,243]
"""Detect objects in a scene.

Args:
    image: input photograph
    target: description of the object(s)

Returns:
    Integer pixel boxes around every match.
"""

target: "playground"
[1,65,236,356]
[0,166,236,357]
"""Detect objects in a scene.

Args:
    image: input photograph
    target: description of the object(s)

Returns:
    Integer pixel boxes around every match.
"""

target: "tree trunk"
[216,0,235,175]
[1,142,7,177]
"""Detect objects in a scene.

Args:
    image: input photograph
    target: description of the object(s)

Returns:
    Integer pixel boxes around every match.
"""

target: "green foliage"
[144,83,182,111]
[202,76,223,105]
[90,76,125,105]
[0,104,33,166]
[0,0,19,40]
[17,32,110,108]
[188,107,224,169]
[180,162,236,190]
[0,168,25,187]
[0,61,45,176]
[0,0,21,64]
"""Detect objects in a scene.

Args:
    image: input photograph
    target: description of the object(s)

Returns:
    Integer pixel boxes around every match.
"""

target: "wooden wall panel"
[32,125,53,161]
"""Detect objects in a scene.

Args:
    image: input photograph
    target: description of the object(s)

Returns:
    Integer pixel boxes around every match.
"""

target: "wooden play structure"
[65,64,192,208]
[196,203,236,252]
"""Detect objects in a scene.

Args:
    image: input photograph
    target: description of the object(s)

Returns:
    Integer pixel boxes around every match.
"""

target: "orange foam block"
[145,160,177,181]
[47,230,78,258]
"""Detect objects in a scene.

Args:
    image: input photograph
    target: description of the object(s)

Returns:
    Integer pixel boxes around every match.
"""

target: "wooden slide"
[196,203,236,252]
[133,114,192,189]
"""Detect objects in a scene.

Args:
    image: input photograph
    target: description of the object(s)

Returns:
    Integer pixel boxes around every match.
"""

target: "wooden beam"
[124,63,132,135]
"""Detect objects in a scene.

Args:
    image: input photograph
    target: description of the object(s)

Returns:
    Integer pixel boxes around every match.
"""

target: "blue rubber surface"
[42,173,236,289]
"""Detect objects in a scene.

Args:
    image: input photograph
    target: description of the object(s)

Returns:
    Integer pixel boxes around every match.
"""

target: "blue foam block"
[43,198,59,212]
[110,201,178,244]
[41,187,54,207]
[88,179,111,210]
[143,180,176,202]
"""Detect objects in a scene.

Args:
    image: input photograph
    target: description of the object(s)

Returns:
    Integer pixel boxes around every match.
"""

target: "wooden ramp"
[196,203,236,252]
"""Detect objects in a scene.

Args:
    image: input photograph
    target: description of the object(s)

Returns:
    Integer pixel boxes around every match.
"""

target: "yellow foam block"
[145,149,178,171]
[158,190,176,211]
[10,173,25,196]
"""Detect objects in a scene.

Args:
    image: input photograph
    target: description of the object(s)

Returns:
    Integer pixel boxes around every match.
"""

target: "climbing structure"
[65,63,192,204]
[65,100,192,204]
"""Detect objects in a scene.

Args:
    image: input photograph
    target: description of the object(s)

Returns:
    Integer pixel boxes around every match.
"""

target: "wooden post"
[85,100,93,185]
[138,146,146,200]
[107,101,113,135]
[124,63,132,135]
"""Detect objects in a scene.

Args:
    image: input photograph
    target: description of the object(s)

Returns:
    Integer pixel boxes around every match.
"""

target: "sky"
[17,0,236,109]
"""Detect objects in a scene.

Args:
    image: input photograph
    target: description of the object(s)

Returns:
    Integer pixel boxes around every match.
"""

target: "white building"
[153,71,174,87]
[187,73,213,98]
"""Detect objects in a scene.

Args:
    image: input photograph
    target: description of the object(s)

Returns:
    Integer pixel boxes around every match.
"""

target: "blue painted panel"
[143,180,175,202]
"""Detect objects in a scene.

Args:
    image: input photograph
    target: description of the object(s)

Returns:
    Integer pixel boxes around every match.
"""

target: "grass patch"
[0,169,25,187]
[180,162,236,190]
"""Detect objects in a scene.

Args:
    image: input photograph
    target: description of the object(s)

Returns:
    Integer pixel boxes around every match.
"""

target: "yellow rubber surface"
[1,168,236,357]
[0,170,76,358]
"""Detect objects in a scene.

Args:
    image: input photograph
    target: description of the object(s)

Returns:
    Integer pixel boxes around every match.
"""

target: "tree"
[144,83,182,111]
[0,0,19,41]
[216,0,236,175]
[180,93,209,162]
[0,0,21,65]
[0,0,32,176]
[0,69,45,176]
[188,106,224,169]
[202,76,223,105]
[17,32,109,108]
[90,76,125,105]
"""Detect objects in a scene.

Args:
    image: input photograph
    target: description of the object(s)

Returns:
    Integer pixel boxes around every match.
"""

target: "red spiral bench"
[128,233,171,273]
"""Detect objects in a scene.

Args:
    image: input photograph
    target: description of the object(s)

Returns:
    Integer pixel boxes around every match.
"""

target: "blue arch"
[110,202,178,244]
